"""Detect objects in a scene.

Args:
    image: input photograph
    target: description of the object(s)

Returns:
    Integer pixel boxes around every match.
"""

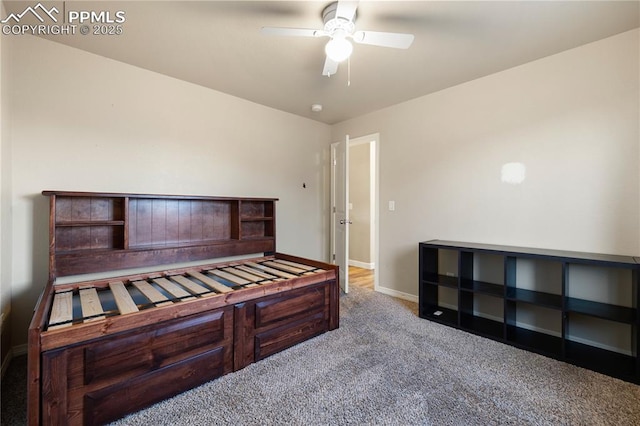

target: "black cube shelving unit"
[419,240,640,384]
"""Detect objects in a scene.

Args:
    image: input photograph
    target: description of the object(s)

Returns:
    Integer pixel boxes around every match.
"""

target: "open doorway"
[347,134,378,292]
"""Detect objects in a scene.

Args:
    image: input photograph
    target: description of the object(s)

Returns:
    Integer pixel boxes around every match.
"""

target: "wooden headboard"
[42,191,278,281]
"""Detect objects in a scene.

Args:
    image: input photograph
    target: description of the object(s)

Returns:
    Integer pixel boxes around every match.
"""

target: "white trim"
[566,336,633,357]
[12,343,27,356]
[375,286,418,303]
[514,322,632,357]
[330,142,337,265]
[1,344,27,378]
[514,321,561,338]
[348,259,374,269]
[1,351,11,378]
[331,137,350,293]
[369,141,376,268]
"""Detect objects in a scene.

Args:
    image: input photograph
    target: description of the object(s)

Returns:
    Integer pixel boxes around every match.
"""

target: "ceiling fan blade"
[352,30,414,49]
[322,56,339,77]
[261,27,327,38]
[335,0,358,21]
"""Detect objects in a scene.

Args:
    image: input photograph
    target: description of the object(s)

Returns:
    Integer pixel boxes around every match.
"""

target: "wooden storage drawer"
[84,348,226,425]
[234,282,332,369]
[255,311,327,360]
[255,283,327,328]
[41,307,234,425]
[84,309,229,386]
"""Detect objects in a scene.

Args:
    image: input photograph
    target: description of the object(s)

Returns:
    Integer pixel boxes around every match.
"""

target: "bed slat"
[170,275,212,296]
[186,271,233,294]
[245,262,296,279]
[247,262,296,279]
[234,265,283,281]
[208,269,251,286]
[223,267,271,283]
[265,260,317,276]
[132,281,173,307]
[152,278,196,301]
[49,291,73,329]
[109,281,139,315]
[79,287,106,322]
[271,259,318,271]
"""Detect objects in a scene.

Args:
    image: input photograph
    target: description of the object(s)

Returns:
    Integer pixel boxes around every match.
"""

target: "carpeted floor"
[1,355,27,426]
[3,287,640,425]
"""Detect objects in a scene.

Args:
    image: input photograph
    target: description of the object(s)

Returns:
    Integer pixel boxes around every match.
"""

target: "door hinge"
[332,206,336,213]
[332,253,336,261]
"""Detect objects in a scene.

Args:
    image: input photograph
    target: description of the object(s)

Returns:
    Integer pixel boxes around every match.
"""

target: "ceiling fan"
[261,0,415,77]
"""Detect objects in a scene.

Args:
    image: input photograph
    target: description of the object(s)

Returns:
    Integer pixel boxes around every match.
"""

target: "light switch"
[349,203,353,210]
[388,201,395,211]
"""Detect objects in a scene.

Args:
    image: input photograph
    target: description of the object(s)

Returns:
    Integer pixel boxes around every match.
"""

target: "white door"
[331,136,350,293]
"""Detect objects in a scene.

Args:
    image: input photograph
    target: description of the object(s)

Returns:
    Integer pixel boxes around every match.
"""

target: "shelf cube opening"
[566,313,635,356]
[507,302,562,338]
[566,264,634,308]
[461,293,504,331]
[420,247,459,285]
[56,196,124,222]
[438,249,459,279]
[473,253,504,286]
[438,286,458,311]
[240,201,273,219]
[241,221,273,239]
[419,284,458,326]
[515,258,562,295]
[55,225,124,251]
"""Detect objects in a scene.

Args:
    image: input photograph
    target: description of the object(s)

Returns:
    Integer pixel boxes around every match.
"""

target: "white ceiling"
[8,1,640,124]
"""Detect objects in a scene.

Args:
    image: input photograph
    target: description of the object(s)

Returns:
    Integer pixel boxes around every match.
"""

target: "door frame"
[331,136,349,293]
[331,133,380,292]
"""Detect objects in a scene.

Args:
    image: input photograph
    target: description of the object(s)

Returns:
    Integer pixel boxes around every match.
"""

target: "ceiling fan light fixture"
[325,37,353,62]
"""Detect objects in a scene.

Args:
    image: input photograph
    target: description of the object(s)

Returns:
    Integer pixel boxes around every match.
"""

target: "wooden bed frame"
[27,191,339,425]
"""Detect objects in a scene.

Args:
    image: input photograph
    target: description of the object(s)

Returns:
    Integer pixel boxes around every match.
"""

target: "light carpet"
[109,287,640,425]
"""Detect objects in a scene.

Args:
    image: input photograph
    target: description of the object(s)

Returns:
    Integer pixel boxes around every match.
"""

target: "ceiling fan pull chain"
[347,57,351,87]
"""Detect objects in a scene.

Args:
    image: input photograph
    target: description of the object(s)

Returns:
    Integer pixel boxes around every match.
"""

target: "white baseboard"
[12,343,27,356]
[1,351,11,378]
[1,344,27,378]
[375,286,418,303]
[348,260,374,269]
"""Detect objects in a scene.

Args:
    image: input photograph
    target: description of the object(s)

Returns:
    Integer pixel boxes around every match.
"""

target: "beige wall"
[6,35,331,347]
[0,0,12,366]
[3,28,639,352]
[349,142,371,265]
[332,29,640,298]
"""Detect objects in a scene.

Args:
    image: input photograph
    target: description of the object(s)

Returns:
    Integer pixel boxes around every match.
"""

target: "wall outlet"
[388,201,395,211]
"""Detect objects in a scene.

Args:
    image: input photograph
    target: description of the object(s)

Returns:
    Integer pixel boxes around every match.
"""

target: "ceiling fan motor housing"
[322,2,355,36]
